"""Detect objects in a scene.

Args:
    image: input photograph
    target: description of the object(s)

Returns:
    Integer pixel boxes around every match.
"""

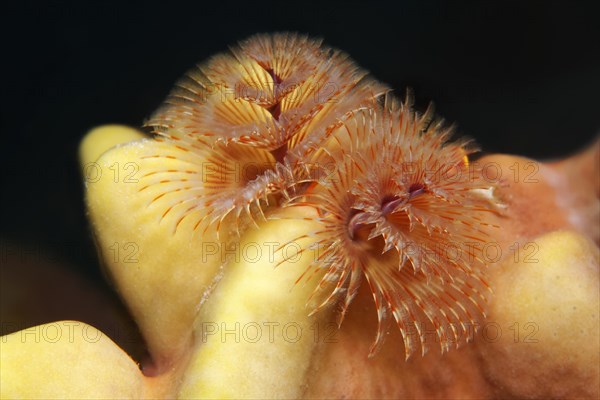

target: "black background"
[2,1,599,333]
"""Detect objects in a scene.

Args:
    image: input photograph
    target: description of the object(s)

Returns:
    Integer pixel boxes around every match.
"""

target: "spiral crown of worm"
[146,32,500,359]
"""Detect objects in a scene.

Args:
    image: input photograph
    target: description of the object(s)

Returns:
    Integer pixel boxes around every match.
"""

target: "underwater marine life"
[1,33,598,399]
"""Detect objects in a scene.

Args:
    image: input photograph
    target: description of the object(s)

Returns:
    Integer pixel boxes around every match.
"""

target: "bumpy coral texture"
[147,33,500,359]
